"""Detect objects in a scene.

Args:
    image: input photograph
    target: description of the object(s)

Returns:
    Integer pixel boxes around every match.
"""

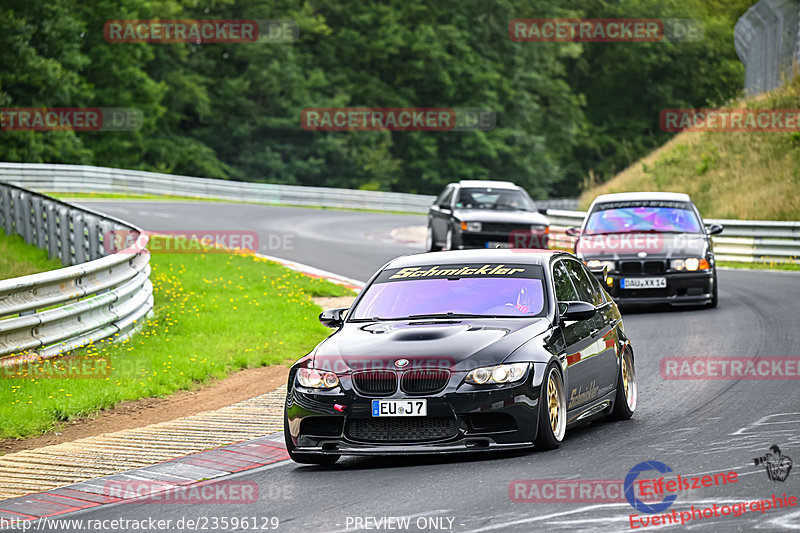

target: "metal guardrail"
[545,209,800,265]
[0,162,578,213]
[2,162,796,264]
[734,0,800,95]
[0,182,153,360]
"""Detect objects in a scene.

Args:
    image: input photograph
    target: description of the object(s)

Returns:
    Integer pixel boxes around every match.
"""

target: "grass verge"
[579,77,800,220]
[717,260,800,272]
[0,237,353,440]
[0,229,63,279]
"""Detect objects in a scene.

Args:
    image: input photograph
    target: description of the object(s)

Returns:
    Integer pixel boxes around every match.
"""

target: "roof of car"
[384,249,568,269]
[591,191,692,204]
[457,180,519,189]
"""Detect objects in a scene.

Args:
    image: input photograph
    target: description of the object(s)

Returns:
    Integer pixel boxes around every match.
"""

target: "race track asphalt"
[35,201,800,532]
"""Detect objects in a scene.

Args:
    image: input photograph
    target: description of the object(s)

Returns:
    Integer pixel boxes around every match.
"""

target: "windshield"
[456,188,534,211]
[350,263,547,320]
[585,201,702,234]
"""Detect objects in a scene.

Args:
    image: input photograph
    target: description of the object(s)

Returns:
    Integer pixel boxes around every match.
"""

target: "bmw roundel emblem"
[395,359,410,368]
[637,251,648,258]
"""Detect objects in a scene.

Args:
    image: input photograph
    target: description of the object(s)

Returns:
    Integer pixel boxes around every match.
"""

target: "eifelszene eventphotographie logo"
[754,445,793,482]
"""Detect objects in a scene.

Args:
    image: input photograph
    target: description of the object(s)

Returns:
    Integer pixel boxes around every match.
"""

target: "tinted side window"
[553,262,578,302]
[437,187,455,207]
[563,260,598,305]
[583,264,607,306]
[580,265,606,307]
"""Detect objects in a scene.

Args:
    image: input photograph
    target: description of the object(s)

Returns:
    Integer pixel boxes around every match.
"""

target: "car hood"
[576,232,708,260]
[454,209,548,226]
[311,318,551,372]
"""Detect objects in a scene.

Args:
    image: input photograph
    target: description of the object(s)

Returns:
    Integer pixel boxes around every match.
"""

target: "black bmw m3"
[284,249,637,464]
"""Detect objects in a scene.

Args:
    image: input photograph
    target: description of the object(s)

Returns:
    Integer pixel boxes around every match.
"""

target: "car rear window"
[350,263,547,320]
[585,200,702,234]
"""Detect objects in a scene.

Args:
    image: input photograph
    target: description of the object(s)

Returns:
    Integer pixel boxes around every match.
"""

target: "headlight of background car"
[586,260,615,271]
[297,368,340,388]
[460,221,482,232]
[670,258,710,271]
[465,363,529,385]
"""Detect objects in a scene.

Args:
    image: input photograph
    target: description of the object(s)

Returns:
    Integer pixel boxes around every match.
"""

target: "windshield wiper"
[585,229,688,236]
[406,312,488,319]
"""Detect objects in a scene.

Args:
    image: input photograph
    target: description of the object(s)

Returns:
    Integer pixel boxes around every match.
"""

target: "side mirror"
[438,204,452,212]
[559,301,596,321]
[565,227,581,237]
[706,223,723,236]
[319,308,348,328]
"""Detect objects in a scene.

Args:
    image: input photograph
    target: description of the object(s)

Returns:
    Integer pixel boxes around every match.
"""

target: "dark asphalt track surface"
[27,201,800,532]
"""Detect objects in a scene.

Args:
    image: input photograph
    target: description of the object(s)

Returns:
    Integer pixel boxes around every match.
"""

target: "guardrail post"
[0,187,11,235]
[57,206,70,265]
[32,196,46,249]
[73,212,87,265]
[14,190,31,243]
[45,201,59,260]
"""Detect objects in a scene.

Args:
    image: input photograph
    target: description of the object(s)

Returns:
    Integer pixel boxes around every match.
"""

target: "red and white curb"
[257,253,365,291]
[0,435,289,524]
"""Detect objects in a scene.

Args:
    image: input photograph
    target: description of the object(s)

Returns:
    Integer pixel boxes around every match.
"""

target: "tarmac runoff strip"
[0,385,289,517]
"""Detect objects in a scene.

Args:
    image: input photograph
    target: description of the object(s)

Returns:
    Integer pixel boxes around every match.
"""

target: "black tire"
[444,227,454,251]
[708,273,719,308]
[426,225,440,252]
[284,413,340,465]
[535,363,566,450]
[609,347,636,420]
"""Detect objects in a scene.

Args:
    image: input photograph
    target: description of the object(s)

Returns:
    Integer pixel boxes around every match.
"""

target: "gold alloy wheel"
[622,355,629,396]
[548,376,560,433]
[545,367,566,440]
[621,349,637,411]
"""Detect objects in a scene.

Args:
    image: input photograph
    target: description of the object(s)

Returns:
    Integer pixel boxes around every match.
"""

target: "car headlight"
[297,367,340,389]
[670,258,710,271]
[586,260,615,271]
[530,225,548,233]
[465,363,528,385]
[460,221,482,232]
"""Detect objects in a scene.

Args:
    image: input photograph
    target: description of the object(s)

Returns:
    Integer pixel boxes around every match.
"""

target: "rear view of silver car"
[569,192,722,308]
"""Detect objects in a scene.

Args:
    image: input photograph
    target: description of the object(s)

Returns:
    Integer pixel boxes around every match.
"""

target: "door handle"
[589,328,599,337]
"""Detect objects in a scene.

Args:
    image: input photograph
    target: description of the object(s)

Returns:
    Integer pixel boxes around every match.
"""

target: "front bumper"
[285,366,545,456]
[457,231,549,250]
[600,270,715,306]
